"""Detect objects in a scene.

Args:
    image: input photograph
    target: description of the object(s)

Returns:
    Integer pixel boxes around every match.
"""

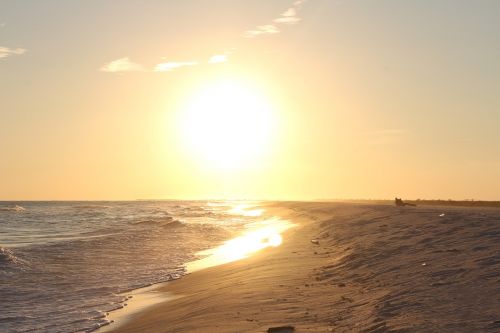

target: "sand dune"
[108,202,500,333]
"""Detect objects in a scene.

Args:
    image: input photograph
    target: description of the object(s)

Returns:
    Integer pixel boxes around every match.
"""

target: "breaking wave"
[0,205,25,212]
[132,217,184,228]
[0,200,262,333]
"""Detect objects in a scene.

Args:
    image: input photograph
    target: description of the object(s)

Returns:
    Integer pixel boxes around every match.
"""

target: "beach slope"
[109,202,500,332]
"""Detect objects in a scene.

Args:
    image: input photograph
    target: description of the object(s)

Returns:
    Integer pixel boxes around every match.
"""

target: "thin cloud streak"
[154,61,198,72]
[208,54,228,64]
[244,25,280,38]
[101,59,202,73]
[244,0,308,38]
[0,47,26,60]
[101,1,310,72]
[100,57,145,73]
[273,16,301,24]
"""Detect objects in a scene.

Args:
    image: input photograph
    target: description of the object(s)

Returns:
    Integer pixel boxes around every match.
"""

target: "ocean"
[0,200,279,333]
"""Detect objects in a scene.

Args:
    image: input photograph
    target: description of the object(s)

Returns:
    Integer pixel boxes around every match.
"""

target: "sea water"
[0,200,270,333]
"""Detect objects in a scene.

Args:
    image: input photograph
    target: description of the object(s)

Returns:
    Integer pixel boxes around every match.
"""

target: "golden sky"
[1,1,500,200]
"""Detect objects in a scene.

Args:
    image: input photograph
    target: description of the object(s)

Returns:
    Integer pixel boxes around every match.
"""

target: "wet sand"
[107,202,500,332]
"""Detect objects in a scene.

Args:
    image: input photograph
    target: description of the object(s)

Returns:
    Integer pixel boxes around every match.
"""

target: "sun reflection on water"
[186,217,294,272]
[227,203,265,217]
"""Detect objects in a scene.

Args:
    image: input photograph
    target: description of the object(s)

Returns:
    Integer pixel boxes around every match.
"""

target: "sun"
[179,80,277,170]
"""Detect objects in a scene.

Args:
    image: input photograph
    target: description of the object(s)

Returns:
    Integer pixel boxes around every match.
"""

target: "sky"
[1,0,499,201]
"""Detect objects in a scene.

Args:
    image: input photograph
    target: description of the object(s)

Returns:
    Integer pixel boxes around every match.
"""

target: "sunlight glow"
[179,80,277,170]
[228,204,264,217]
[267,233,283,247]
[199,226,284,261]
[186,218,295,272]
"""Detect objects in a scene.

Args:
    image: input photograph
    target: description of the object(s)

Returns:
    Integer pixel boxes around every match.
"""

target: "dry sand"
[108,202,500,332]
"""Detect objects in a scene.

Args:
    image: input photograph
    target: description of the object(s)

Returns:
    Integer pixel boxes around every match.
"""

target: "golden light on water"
[186,217,294,272]
[213,225,285,260]
[228,204,265,217]
[178,80,277,170]
[267,233,283,247]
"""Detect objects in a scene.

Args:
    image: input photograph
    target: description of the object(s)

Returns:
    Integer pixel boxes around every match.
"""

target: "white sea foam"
[0,205,25,212]
[0,200,268,333]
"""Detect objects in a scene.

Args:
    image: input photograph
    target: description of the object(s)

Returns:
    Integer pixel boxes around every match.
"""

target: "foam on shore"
[96,214,295,332]
[106,202,500,333]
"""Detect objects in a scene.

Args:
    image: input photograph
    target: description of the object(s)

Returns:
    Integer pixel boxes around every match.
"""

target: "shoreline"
[96,283,178,332]
[97,203,298,332]
[104,203,330,332]
[105,202,500,332]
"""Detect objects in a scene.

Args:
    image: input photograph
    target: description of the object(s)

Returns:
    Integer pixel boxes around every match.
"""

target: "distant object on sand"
[395,197,416,207]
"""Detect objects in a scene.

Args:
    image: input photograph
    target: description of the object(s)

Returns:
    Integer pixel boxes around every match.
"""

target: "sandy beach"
[105,202,500,333]
[4,2,500,332]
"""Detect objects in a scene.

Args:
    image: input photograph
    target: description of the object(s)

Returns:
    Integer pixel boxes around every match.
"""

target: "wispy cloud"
[100,57,145,73]
[151,2,309,67]
[244,0,308,38]
[208,54,228,64]
[102,1,310,73]
[0,46,26,60]
[154,61,198,72]
[273,10,301,24]
[101,58,202,73]
[244,25,280,38]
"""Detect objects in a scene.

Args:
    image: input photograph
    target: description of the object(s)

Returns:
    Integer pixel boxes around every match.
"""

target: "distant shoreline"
[1,199,500,208]
[316,199,500,208]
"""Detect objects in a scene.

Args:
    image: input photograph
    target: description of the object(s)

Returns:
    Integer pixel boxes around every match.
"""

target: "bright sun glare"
[179,80,276,170]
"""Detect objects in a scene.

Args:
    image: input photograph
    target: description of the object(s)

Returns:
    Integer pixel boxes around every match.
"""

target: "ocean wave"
[0,200,264,333]
[132,217,184,228]
[179,210,226,218]
[0,315,36,322]
[0,205,25,212]
[72,205,111,210]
